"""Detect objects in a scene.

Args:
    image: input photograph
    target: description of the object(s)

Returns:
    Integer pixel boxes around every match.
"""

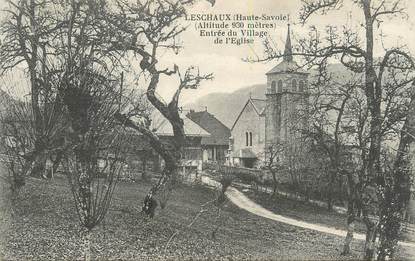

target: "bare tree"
[255,0,415,259]
[108,0,213,217]
[263,143,284,195]
[0,0,62,177]
[0,98,33,193]
[376,82,415,259]
[1,1,131,258]
[62,66,125,260]
[306,74,358,211]
[56,3,127,256]
[0,86,66,190]
[0,0,127,177]
[340,87,371,255]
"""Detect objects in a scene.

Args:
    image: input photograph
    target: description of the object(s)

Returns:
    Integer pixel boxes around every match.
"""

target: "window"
[299,80,305,92]
[245,132,249,146]
[245,132,253,146]
[292,79,297,92]
[271,81,276,93]
[208,148,213,161]
[216,148,225,161]
[184,147,202,160]
[277,80,283,92]
[249,132,253,146]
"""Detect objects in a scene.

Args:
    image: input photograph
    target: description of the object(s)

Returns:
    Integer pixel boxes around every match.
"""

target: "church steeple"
[283,24,293,62]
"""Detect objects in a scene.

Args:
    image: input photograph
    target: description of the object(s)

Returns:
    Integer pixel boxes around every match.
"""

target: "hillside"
[186,84,266,128]
[0,174,368,260]
[185,64,354,128]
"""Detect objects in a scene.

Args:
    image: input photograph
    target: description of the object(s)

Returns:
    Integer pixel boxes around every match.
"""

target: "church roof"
[266,60,308,75]
[250,98,266,115]
[266,24,308,75]
[186,110,231,146]
[231,97,265,131]
[283,23,293,62]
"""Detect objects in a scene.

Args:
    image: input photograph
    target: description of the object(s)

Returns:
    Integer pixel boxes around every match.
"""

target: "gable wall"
[232,101,265,158]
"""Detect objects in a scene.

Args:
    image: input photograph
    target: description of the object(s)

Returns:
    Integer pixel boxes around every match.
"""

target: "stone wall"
[265,72,308,147]
[231,101,265,159]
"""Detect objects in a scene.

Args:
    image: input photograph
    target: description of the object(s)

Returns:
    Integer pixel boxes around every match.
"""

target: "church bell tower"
[265,24,309,148]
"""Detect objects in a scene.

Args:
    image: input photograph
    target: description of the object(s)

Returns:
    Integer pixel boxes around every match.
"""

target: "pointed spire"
[283,24,293,62]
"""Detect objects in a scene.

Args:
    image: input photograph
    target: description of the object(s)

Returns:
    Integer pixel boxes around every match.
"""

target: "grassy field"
[241,187,368,234]
[0,174,412,260]
[242,184,415,242]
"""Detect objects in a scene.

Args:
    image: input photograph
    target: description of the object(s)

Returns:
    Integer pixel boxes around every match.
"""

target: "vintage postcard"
[0,0,414,260]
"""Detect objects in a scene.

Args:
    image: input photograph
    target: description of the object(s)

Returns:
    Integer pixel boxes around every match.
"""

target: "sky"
[159,0,415,105]
[1,0,415,104]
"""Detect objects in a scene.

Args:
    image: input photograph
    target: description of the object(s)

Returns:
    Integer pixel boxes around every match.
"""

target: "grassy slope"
[242,188,368,234]
[0,175,411,260]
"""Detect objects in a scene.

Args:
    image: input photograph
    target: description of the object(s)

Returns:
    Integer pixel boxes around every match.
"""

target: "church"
[228,25,309,168]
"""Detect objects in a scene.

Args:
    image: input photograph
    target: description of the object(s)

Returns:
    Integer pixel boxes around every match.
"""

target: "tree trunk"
[327,168,337,211]
[272,171,277,195]
[31,152,47,178]
[143,160,177,216]
[342,172,356,255]
[362,3,383,259]
[377,191,399,261]
[342,219,355,255]
[115,111,184,217]
[52,151,64,175]
[327,197,333,211]
[27,0,45,179]
[363,218,377,261]
[141,156,148,181]
[376,85,415,261]
[82,229,91,261]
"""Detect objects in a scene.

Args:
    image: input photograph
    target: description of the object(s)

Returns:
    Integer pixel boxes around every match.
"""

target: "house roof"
[231,98,266,131]
[151,111,211,137]
[131,110,210,137]
[186,110,231,146]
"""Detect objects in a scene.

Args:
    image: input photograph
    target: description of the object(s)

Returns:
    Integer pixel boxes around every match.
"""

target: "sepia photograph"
[0,0,415,260]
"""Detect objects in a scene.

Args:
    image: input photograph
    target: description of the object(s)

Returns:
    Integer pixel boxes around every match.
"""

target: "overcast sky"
[1,0,415,104]
[169,0,415,104]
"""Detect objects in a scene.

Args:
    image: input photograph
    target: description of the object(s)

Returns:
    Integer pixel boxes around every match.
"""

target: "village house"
[228,25,309,168]
[125,111,211,174]
[123,109,230,177]
[186,109,231,164]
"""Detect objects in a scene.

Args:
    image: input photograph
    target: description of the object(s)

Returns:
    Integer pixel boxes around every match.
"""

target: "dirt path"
[201,176,415,251]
